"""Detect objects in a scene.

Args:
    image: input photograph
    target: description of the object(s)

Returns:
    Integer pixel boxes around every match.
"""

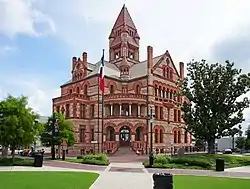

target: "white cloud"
[0,45,18,55]
[0,72,60,116]
[0,0,55,38]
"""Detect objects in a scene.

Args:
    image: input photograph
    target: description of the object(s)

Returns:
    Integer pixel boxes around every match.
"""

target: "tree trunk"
[58,145,61,159]
[11,148,15,163]
[207,139,215,154]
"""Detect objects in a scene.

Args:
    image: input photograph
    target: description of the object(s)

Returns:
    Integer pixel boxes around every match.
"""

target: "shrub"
[0,158,33,166]
[76,156,83,159]
[170,157,211,169]
[154,155,170,164]
[82,154,109,166]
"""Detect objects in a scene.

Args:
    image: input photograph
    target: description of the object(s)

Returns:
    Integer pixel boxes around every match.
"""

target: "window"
[80,104,85,118]
[83,85,88,95]
[135,85,140,94]
[167,68,169,78]
[69,89,73,94]
[178,131,181,143]
[76,87,80,93]
[178,110,181,122]
[154,85,158,96]
[174,131,177,143]
[91,128,94,141]
[174,109,177,122]
[159,86,162,97]
[160,107,163,119]
[170,90,173,99]
[160,129,164,143]
[163,66,166,77]
[65,104,70,118]
[155,106,158,119]
[110,85,114,94]
[184,131,188,143]
[155,129,158,143]
[122,87,128,93]
[162,88,165,98]
[56,106,60,113]
[79,128,85,142]
[166,89,169,98]
[90,104,95,118]
[170,70,173,80]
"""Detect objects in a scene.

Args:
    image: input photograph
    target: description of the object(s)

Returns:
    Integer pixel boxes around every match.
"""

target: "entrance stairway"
[112,146,136,156]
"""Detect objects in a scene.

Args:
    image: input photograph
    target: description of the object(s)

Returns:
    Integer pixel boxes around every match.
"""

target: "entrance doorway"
[119,126,130,146]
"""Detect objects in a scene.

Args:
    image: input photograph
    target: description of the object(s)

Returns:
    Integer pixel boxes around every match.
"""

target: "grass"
[174,175,250,189]
[144,154,250,170]
[0,172,99,189]
[63,154,110,166]
[0,158,34,166]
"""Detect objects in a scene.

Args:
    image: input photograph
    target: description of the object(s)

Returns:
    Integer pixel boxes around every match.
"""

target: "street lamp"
[149,106,154,167]
[34,120,38,152]
[50,112,59,160]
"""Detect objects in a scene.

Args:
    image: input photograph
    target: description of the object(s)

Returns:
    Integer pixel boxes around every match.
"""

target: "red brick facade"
[52,5,192,155]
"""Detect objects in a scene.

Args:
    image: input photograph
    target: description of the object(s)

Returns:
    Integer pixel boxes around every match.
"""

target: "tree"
[40,112,75,155]
[235,137,245,152]
[245,125,250,150]
[178,60,250,154]
[0,95,39,161]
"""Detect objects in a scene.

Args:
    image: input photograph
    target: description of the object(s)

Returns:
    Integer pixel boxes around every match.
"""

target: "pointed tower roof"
[111,4,137,31]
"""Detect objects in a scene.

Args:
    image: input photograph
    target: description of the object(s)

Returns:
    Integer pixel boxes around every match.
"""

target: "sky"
[0,0,250,129]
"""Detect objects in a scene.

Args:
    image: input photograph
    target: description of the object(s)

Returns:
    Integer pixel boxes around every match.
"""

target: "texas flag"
[99,50,105,94]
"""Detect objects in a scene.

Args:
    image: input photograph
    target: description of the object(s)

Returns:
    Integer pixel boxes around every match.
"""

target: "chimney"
[147,46,153,74]
[72,57,77,72]
[179,62,184,79]
[82,52,87,67]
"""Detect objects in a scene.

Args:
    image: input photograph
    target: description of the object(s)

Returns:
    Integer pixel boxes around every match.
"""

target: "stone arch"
[106,126,115,141]
[104,122,116,132]
[68,87,73,94]
[117,122,134,133]
[81,81,90,95]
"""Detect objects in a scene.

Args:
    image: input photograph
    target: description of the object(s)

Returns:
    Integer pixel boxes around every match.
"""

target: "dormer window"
[76,87,80,93]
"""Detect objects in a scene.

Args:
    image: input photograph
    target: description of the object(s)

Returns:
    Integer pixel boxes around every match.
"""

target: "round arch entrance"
[119,126,131,146]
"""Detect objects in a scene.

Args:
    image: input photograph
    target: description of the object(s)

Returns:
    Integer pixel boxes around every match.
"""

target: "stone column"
[120,104,122,116]
[138,104,141,117]
[103,135,106,141]
[131,134,135,141]
[129,104,132,116]
[110,104,113,116]
[115,134,119,141]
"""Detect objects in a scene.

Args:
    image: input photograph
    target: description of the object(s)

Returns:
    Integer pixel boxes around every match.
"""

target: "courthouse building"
[52,5,192,155]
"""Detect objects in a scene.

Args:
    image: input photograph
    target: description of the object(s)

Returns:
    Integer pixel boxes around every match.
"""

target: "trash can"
[34,153,44,167]
[153,173,173,189]
[216,158,224,172]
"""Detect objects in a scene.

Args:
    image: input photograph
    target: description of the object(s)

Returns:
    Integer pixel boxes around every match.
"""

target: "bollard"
[153,173,173,189]
[149,152,154,167]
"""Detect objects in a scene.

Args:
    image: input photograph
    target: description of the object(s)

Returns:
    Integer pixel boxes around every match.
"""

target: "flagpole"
[101,49,105,153]
[97,74,100,153]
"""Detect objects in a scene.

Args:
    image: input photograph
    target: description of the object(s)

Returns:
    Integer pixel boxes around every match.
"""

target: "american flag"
[99,50,105,94]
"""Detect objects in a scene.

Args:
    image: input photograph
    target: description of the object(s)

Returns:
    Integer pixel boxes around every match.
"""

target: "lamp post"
[51,112,59,160]
[149,106,154,167]
[34,120,38,152]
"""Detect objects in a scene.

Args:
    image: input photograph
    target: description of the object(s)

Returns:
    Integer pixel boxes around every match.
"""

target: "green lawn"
[175,175,250,189]
[0,172,99,189]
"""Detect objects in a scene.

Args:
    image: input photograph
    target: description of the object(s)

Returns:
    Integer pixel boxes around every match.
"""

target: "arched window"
[83,85,88,95]
[155,85,158,96]
[166,88,169,99]
[174,131,177,143]
[178,131,181,143]
[110,85,114,94]
[167,67,169,78]
[135,85,140,94]
[163,66,166,77]
[135,127,143,141]
[69,89,73,94]
[107,127,115,141]
[155,129,159,143]
[160,129,164,143]
[76,87,80,93]
[170,70,173,80]
[162,87,165,98]
[159,86,162,97]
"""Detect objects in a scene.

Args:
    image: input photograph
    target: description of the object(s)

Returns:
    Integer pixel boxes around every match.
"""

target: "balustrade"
[53,93,89,103]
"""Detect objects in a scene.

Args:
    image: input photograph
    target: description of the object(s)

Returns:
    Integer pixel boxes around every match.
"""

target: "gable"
[152,51,180,79]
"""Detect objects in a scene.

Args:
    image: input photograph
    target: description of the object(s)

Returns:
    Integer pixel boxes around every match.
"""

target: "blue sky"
[1,0,250,129]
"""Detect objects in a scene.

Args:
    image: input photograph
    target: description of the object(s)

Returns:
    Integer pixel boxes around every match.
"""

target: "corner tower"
[109,5,140,67]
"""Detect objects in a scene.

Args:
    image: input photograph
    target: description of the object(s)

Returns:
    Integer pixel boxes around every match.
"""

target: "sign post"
[61,140,67,160]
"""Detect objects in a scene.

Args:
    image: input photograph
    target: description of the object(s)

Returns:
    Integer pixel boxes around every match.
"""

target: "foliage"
[178,60,250,153]
[0,95,40,161]
[0,158,34,166]
[143,154,250,170]
[82,154,109,166]
[40,112,75,147]
[235,137,245,150]
[0,172,99,189]
[65,154,109,166]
